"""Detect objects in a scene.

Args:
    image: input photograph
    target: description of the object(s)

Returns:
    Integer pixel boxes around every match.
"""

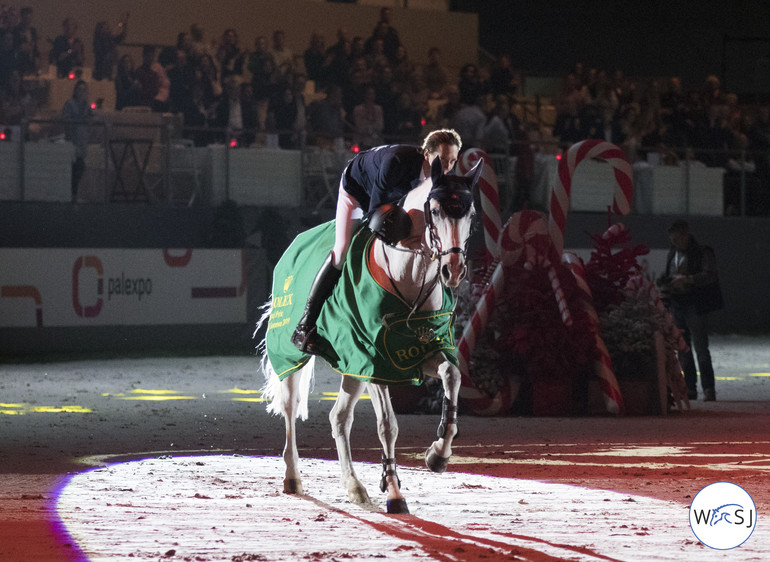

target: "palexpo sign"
[0,248,246,327]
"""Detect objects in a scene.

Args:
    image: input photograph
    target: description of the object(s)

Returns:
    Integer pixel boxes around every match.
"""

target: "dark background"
[454,0,770,99]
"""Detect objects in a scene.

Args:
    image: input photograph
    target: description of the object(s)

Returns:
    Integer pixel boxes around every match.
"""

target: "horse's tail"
[256,295,314,421]
[261,356,315,421]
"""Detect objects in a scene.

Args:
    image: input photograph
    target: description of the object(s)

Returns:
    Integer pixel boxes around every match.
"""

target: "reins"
[377,192,472,343]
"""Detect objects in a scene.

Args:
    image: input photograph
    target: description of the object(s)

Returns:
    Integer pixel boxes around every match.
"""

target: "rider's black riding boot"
[291,252,341,355]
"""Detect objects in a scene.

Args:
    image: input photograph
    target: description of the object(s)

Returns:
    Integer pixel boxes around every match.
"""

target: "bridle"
[378,188,475,343]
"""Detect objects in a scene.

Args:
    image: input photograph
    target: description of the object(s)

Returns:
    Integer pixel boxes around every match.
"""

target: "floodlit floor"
[1,333,769,561]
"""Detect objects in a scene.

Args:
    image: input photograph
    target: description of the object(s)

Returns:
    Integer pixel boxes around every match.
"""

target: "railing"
[2,115,768,217]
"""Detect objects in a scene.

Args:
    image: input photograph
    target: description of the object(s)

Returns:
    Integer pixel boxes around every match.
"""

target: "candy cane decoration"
[501,210,572,326]
[549,140,633,255]
[455,148,512,415]
[456,262,512,416]
[458,149,502,261]
[563,251,624,414]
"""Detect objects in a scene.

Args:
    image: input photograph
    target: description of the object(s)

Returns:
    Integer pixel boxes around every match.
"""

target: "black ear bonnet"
[427,185,474,219]
[427,156,481,219]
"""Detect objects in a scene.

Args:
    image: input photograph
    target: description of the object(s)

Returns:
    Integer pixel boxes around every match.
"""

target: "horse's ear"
[467,159,484,187]
[430,155,443,184]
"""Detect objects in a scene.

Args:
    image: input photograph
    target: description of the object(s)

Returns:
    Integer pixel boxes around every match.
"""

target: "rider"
[291,128,463,355]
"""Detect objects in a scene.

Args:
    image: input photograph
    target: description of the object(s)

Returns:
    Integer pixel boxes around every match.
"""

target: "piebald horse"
[260,157,482,513]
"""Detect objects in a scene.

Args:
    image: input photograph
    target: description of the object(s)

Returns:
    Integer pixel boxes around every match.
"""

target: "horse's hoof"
[347,484,370,504]
[283,478,303,495]
[386,498,410,514]
[425,445,450,473]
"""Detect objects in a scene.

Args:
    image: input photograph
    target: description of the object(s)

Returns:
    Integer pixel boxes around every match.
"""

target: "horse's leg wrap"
[437,396,458,439]
[379,454,401,493]
[291,251,341,355]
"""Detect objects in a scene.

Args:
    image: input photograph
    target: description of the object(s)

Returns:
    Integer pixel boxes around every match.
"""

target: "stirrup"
[437,396,458,439]
[379,454,401,493]
[291,324,322,355]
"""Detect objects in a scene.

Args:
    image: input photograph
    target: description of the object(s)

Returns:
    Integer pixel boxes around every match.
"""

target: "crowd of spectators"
[548,63,770,213]
[1,4,769,203]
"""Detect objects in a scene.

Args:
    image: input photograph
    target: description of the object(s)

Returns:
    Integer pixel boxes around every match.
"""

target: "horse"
[258,156,483,514]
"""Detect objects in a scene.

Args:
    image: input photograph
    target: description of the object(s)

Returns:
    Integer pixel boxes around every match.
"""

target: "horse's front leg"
[367,383,409,514]
[330,375,370,504]
[423,354,460,473]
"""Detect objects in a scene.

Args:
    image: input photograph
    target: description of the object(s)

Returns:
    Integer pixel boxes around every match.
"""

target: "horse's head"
[425,155,481,288]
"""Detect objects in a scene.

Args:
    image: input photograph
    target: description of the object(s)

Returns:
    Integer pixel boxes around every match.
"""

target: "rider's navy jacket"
[342,144,425,213]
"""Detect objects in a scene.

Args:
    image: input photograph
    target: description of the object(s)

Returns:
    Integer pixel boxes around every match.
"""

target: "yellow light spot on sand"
[130,389,180,395]
[715,376,741,381]
[120,396,197,401]
[1,403,92,414]
[220,388,261,395]
[231,397,267,403]
[32,406,92,413]
[750,373,770,377]
[318,392,370,401]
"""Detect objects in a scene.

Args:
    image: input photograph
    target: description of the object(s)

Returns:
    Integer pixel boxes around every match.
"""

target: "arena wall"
[1,201,768,357]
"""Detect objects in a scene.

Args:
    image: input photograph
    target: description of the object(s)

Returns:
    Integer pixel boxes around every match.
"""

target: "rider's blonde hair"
[421,129,462,153]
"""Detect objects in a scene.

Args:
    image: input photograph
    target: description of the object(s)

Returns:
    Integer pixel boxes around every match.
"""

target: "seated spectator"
[12,7,39,75]
[352,85,384,149]
[216,28,246,86]
[372,65,399,124]
[189,23,209,60]
[114,53,138,110]
[390,44,414,93]
[489,54,517,98]
[422,47,448,99]
[307,84,349,148]
[692,103,732,168]
[431,84,461,129]
[0,29,15,89]
[270,84,301,149]
[482,94,513,154]
[214,75,257,146]
[350,35,366,62]
[270,29,294,78]
[552,96,584,146]
[247,35,273,78]
[376,6,401,64]
[50,18,84,78]
[13,34,35,77]
[322,28,352,90]
[134,45,170,112]
[167,48,194,113]
[343,56,370,115]
[449,93,486,149]
[92,13,128,81]
[364,34,388,73]
[181,82,214,146]
[291,73,308,145]
[195,52,221,108]
[386,91,422,143]
[458,63,485,106]
[251,55,281,107]
[303,32,326,86]
[0,69,35,127]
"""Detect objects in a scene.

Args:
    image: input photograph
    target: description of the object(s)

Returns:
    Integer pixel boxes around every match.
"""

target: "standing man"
[659,219,723,401]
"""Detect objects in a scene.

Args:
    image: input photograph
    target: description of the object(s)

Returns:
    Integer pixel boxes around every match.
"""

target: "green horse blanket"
[265,221,458,385]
